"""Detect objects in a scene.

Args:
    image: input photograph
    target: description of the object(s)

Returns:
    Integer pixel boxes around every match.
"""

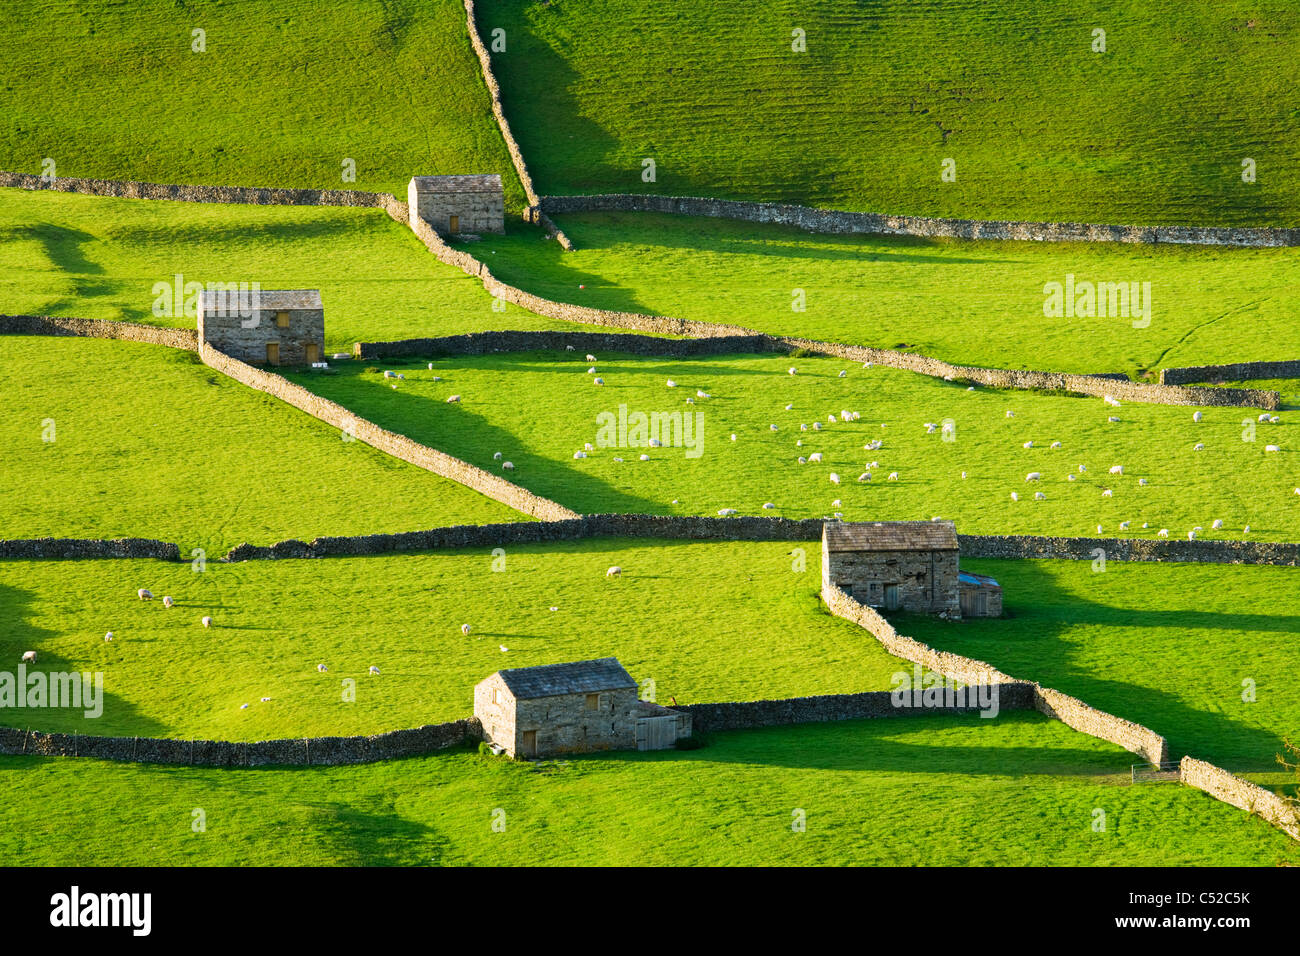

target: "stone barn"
[959,571,1003,618]
[407,174,505,235]
[197,289,324,366]
[822,520,961,616]
[474,657,691,758]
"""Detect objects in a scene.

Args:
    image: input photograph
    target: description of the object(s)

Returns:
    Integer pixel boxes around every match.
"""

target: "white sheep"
[1211,519,1223,530]
[493,451,502,460]
[762,502,775,509]
[317,663,328,672]
[1243,525,1251,534]
[697,390,710,399]
[1104,395,1121,407]
[1107,416,1120,423]
[785,403,794,411]
[606,566,622,577]
[1067,474,1076,482]
[573,451,588,459]
[202,616,212,628]
[1266,444,1280,452]
[718,508,738,516]
[1158,529,1169,538]
[1078,465,1087,473]
[1034,492,1046,500]
[21,650,36,663]
[104,632,113,642]
[162,596,174,608]
[1050,441,1061,449]
[770,424,779,432]
[838,370,847,378]
[499,645,509,653]
[961,471,967,479]
[832,499,842,508]
[811,422,822,431]
[1193,442,1205,451]
[1096,525,1103,534]
[586,354,596,362]
[369,666,381,676]
[887,472,899,481]
[788,367,797,375]
[685,397,695,404]
[858,473,871,482]
[1025,472,1041,481]
[1102,489,1113,497]
[648,438,662,448]
[446,394,461,403]
[1023,440,1033,449]
[829,473,841,484]
[462,624,472,636]
[1006,410,1014,418]
[809,452,823,463]
[593,377,605,385]
[1109,465,1123,475]
[666,379,677,388]
[1259,413,1271,423]
[797,456,807,464]
[584,442,594,451]
[1119,521,1130,530]
[138,588,153,601]
[1138,478,1148,486]
[1188,530,1198,541]
[503,461,514,470]
[1010,492,1019,501]
[639,454,649,461]
[1193,411,1203,422]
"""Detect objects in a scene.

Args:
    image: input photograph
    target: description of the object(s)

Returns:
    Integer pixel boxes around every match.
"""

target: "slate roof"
[493,657,637,700]
[823,520,958,552]
[198,289,322,312]
[409,174,503,194]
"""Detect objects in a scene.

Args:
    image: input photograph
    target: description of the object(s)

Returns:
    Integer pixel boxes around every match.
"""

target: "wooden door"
[637,716,677,751]
[448,214,460,233]
[265,342,280,365]
[520,730,537,757]
[305,344,320,364]
[884,583,900,610]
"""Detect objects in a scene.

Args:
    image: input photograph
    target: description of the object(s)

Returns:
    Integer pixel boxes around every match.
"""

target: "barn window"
[492,688,500,704]
[275,311,290,329]
[585,693,600,710]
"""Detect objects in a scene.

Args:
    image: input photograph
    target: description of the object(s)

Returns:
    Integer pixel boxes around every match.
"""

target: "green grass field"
[0,188,577,349]
[0,0,527,207]
[2,714,1296,866]
[487,212,1300,377]
[0,539,920,740]
[0,336,522,553]
[487,0,1300,226]
[286,350,1300,541]
[902,559,1300,768]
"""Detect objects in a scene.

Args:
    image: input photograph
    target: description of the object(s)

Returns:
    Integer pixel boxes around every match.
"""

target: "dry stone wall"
[0,719,480,767]
[0,313,198,350]
[198,342,579,522]
[0,538,181,561]
[960,533,1300,566]
[0,169,395,208]
[355,330,774,360]
[822,581,1170,765]
[1180,756,1300,840]
[540,194,1300,248]
[1159,359,1300,385]
[682,684,1035,733]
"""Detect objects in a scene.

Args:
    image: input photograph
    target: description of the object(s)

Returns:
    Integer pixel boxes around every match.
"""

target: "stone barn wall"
[824,547,959,615]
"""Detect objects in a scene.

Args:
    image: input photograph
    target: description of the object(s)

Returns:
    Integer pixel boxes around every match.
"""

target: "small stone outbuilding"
[959,571,1003,618]
[197,289,324,366]
[822,520,961,616]
[408,174,505,235]
[475,657,691,758]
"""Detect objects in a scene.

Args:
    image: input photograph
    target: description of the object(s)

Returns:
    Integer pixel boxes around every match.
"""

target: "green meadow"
[903,558,1300,768]
[487,0,1300,226]
[287,351,1300,541]
[0,0,526,207]
[2,714,1296,866]
[0,539,916,740]
[0,336,521,554]
[487,212,1300,377]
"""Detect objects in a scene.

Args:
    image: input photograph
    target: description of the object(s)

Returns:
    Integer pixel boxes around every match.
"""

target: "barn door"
[265,342,280,365]
[448,214,460,233]
[884,583,900,610]
[520,730,537,756]
[637,716,677,751]
[306,344,320,364]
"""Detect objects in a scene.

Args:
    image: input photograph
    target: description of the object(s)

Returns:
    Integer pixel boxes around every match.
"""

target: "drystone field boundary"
[539,193,1300,248]
[0,171,1282,409]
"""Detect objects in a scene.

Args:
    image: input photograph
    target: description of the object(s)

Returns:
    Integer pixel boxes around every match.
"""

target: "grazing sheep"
[1193,411,1203,422]
[1104,395,1121,407]
[718,508,738,516]
[797,456,807,464]
[446,394,461,403]
[832,499,842,508]
[499,645,509,653]
[785,403,794,411]
[584,442,594,451]
[1023,440,1034,449]
[1109,465,1123,475]
[104,632,113,642]
[1270,416,1281,424]
[649,438,663,448]
[697,390,710,398]
[1138,478,1148,486]
[586,354,596,362]
[858,473,871,482]
[1119,521,1130,531]
[838,370,847,378]
[1006,410,1015,418]
[593,377,605,385]
[587,367,597,374]
[1107,416,1120,423]
[383,370,397,379]
[666,379,677,388]
[1025,472,1041,481]
[462,624,472,636]
[961,471,967,479]
[1193,442,1205,451]
[1034,492,1046,500]
[613,457,624,463]
[1097,525,1104,534]
[317,664,328,673]
[1211,519,1224,530]
[852,412,861,420]
[574,451,588,459]
[1188,530,1198,541]
[762,502,775,509]
[503,461,514,470]
[138,588,153,601]
[369,666,380,676]
[1158,529,1169,538]
[925,423,937,433]
[1102,489,1113,497]
[606,566,622,577]
[796,439,803,447]
[730,434,737,442]
[162,596,174,608]
[888,472,899,481]
[770,424,779,432]
[1259,413,1271,423]
[829,473,841,484]
[202,616,212,628]
[1050,441,1062,449]
[493,452,502,460]
[20,650,36,664]
[685,397,695,404]
[809,452,823,463]
[811,422,822,431]
[1067,474,1076,482]
[788,367,797,375]
[1266,444,1280,452]
[639,454,650,461]
[1010,492,1019,501]
[566,345,575,351]
[1078,465,1087,473]
[1243,525,1251,534]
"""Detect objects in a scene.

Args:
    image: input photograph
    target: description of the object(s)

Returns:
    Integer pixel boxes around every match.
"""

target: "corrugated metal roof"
[198,289,321,311]
[494,657,636,699]
[959,571,1000,588]
[823,520,958,552]
[409,174,503,193]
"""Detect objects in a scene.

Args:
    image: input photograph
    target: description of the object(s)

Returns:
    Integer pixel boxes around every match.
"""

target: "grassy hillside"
[487,212,1300,377]
[0,337,522,552]
[0,540,921,739]
[0,0,526,207]
[287,351,1300,541]
[486,0,1300,226]
[3,715,1296,865]
[905,559,1300,767]
[0,188,574,349]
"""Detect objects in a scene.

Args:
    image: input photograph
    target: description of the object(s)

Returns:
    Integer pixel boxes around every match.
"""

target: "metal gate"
[636,716,678,751]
